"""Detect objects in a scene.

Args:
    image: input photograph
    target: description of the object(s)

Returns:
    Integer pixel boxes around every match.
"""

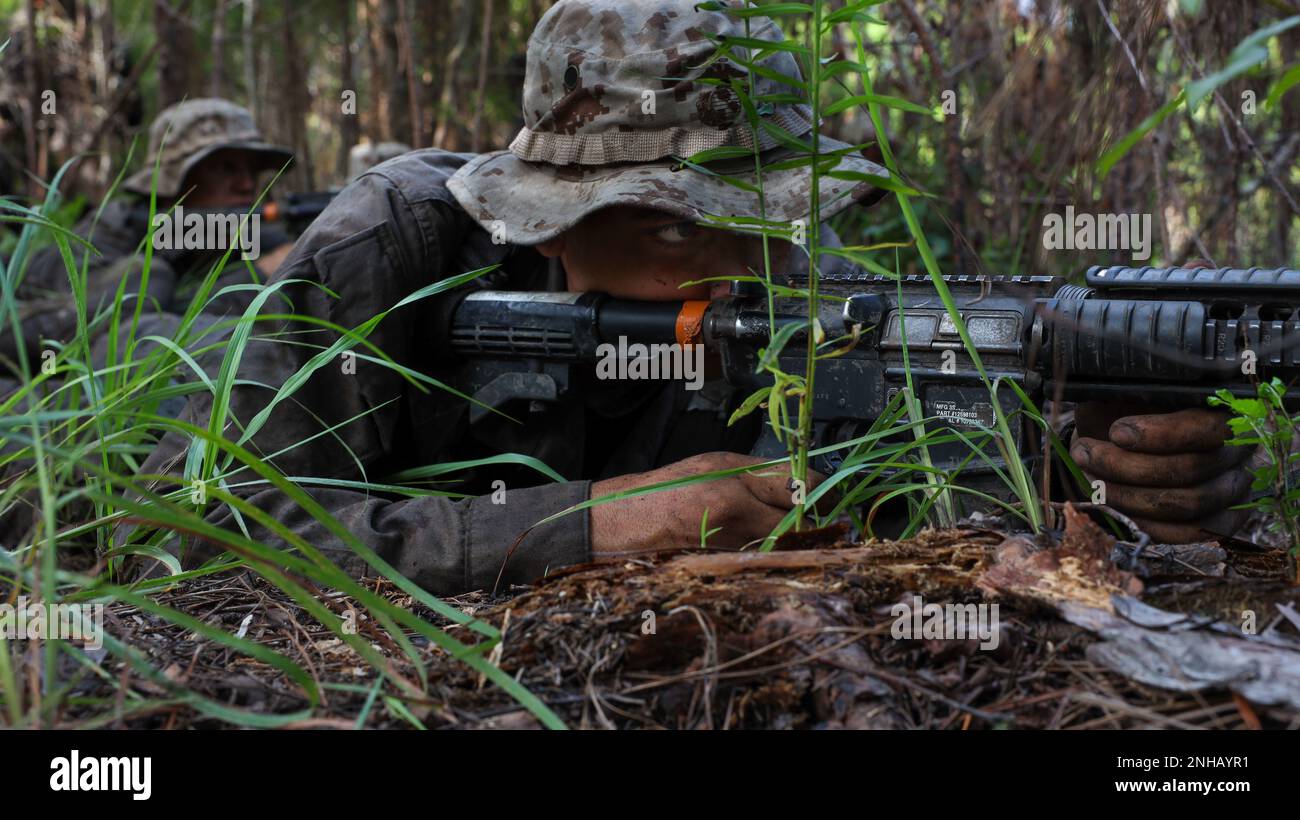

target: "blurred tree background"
[1,0,1297,276]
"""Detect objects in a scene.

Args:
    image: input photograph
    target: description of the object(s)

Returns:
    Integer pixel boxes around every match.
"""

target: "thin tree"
[339,0,361,178]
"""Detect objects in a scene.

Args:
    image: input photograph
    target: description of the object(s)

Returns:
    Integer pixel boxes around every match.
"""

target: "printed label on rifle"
[930,398,996,429]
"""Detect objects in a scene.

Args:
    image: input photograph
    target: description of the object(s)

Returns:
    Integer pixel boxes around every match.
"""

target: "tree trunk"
[22,0,40,198]
[242,0,258,121]
[432,0,474,150]
[379,0,409,145]
[155,0,194,107]
[395,0,423,147]
[361,0,385,140]
[211,0,228,97]
[471,0,495,152]
[91,0,117,193]
[280,7,315,191]
[338,0,361,179]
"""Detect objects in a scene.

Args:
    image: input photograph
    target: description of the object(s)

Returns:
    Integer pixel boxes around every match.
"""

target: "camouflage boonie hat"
[348,141,412,181]
[124,98,293,198]
[448,0,888,246]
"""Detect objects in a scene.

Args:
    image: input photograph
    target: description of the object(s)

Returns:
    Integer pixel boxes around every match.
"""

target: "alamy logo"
[1041,205,1152,261]
[152,205,262,260]
[0,595,103,650]
[595,338,705,391]
[890,594,1000,650]
[50,750,151,800]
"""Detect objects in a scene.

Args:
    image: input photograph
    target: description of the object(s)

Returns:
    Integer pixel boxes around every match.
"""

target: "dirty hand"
[589,452,826,558]
[1069,403,1255,543]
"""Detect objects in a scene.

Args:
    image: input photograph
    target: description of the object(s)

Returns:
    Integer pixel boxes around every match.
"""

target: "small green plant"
[1209,378,1300,582]
[699,507,723,549]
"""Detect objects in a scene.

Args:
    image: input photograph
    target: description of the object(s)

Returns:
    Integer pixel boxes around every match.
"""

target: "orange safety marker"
[675,300,709,347]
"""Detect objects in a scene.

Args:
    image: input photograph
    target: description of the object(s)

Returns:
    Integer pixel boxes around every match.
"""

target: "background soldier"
[6,99,296,364]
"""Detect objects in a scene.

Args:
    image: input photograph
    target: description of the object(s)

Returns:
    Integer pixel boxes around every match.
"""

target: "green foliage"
[1209,379,1300,576]
[0,167,566,729]
[1186,15,1300,108]
[1099,15,1300,179]
[699,507,723,548]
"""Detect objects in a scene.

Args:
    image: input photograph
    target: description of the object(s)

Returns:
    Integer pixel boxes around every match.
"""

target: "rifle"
[259,190,339,235]
[445,266,1300,491]
[126,189,339,239]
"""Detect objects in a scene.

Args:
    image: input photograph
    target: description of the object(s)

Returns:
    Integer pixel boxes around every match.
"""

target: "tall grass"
[680,0,1049,543]
[0,158,565,728]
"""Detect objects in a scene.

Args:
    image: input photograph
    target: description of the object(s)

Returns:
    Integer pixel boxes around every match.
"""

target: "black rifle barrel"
[128,190,338,237]
[1087,265,1300,300]
[447,266,1300,389]
[447,291,697,359]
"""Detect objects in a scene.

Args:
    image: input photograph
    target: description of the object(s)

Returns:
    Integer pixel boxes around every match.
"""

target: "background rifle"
[127,189,338,239]
[259,190,339,235]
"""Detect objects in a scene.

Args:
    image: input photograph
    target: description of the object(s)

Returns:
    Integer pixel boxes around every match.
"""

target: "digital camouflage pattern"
[515,0,814,160]
[448,0,889,246]
[123,98,293,198]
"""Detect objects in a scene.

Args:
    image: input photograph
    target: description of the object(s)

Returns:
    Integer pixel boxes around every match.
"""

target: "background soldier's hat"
[348,141,412,181]
[123,98,294,198]
[448,0,889,247]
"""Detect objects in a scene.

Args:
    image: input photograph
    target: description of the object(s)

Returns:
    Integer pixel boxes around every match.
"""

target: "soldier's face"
[181,149,260,208]
[537,206,792,301]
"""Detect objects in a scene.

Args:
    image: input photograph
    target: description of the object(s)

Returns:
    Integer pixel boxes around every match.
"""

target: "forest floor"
[69,505,1300,729]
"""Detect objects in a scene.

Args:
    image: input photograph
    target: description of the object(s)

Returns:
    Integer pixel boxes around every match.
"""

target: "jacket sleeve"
[124,152,592,594]
[2,251,180,363]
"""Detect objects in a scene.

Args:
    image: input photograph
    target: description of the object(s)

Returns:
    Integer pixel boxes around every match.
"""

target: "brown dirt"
[59,523,1300,730]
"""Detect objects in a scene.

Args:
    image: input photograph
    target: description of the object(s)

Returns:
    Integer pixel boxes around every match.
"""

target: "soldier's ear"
[534,234,567,258]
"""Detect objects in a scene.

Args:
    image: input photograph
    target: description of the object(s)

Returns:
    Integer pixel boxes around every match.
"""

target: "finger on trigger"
[739,468,801,510]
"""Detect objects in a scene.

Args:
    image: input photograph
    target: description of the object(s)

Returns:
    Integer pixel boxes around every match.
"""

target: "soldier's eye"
[654,221,698,245]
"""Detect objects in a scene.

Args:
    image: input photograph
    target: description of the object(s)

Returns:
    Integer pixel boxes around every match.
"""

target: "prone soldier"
[123,0,1265,593]
[7,98,296,364]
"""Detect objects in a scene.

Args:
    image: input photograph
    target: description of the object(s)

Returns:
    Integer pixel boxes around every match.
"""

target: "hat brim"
[124,141,295,197]
[447,136,889,247]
